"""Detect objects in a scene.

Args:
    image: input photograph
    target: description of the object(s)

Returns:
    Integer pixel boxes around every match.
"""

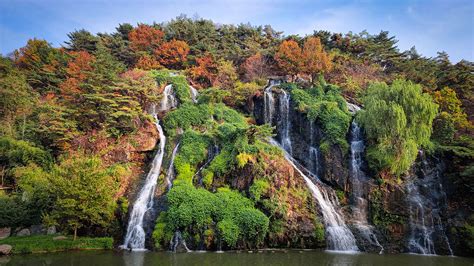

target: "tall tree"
[65,29,99,53]
[154,39,190,69]
[45,155,124,240]
[274,40,302,80]
[301,37,332,82]
[358,79,438,177]
[128,24,164,52]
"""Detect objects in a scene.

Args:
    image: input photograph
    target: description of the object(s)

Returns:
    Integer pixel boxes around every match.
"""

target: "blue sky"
[1,0,473,62]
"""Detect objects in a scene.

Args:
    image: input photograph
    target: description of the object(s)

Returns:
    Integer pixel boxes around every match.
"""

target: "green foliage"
[249,178,270,202]
[198,87,230,104]
[217,219,240,247]
[0,195,28,228]
[289,82,351,150]
[150,69,192,104]
[358,79,438,176]
[45,154,125,238]
[369,189,405,230]
[0,235,113,254]
[157,183,269,249]
[174,129,209,184]
[0,136,52,170]
[164,103,212,134]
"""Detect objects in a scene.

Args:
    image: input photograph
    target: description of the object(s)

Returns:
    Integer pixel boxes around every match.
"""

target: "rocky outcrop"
[252,91,349,191]
[71,119,159,200]
[0,245,12,256]
[0,228,10,240]
[15,228,30,237]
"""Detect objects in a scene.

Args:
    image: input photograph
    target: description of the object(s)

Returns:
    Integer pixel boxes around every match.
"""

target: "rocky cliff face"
[71,119,160,200]
[252,92,349,191]
[251,86,471,256]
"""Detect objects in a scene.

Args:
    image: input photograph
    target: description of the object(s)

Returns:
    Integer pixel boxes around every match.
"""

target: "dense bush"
[357,79,438,176]
[153,183,269,249]
[288,82,351,150]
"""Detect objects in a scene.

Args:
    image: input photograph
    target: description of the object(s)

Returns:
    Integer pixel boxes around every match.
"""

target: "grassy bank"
[0,235,113,254]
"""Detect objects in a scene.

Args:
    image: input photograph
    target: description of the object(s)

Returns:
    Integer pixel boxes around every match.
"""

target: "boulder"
[47,226,56,235]
[15,228,30,237]
[0,228,11,240]
[53,236,67,240]
[30,225,44,235]
[0,245,12,255]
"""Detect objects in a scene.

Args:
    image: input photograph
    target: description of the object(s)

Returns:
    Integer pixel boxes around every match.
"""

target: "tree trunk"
[74,225,77,241]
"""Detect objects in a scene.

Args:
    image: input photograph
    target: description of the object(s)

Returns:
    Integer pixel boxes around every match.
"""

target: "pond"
[1,250,473,266]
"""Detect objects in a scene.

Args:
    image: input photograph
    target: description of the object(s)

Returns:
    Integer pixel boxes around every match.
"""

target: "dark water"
[1,250,473,266]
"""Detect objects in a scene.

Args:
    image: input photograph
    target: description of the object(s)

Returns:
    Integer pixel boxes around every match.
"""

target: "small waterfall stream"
[264,83,358,251]
[166,142,180,190]
[278,90,292,154]
[270,139,359,251]
[190,86,199,103]
[160,84,178,111]
[349,120,383,253]
[406,156,453,255]
[122,105,166,250]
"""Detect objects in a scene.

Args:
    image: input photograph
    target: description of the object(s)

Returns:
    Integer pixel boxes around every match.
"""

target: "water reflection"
[2,250,473,266]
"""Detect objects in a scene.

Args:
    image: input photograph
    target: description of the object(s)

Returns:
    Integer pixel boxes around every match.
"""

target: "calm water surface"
[1,250,473,266]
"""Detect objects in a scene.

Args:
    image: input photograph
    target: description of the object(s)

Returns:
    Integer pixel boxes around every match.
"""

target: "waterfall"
[122,105,166,250]
[166,142,180,190]
[160,84,177,111]
[190,86,199,103]
[270,139,359,251]
[278,90,292,154]
[194,144,220,185]
[263,80,279,124]
[406,157,453,255]
[309,147,320,176]
[308,121,320,176]
[349,120,383,253]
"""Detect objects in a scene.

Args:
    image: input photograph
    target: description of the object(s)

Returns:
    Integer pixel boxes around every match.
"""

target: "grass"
[0,235,113,254]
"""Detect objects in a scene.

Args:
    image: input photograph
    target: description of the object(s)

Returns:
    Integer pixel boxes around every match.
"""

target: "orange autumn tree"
[241,52,270,82]
[135,54,161,70]
[302,37,332,82]
[154,39,190,69]
[60,51,95,99]
[14,39,66,94]
[128,24,164,52]
[274,40,302,80]
[188,54,218,88]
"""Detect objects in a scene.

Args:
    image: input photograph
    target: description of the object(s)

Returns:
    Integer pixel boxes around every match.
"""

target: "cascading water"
[263,80,280,124]
[264,84,358,251]
[270,139,359,251]
[122,105,166,250]
[165,143,180,190]
[160,84,178,111]
[406,156,453,255]
[308,121,320,176]
[190,85,199,103]
[278,90,292,154]
[349,120,383,253]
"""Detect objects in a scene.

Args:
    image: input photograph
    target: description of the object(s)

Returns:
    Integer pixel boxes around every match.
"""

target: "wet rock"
[170,231,190,253]
[0,228,10,240]
[0,244,12,255]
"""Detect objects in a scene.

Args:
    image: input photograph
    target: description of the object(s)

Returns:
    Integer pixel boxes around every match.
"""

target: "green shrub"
[358,79,438,176]
[289,83,351,150]
[249,178,270,202]
[217,219,240,248]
